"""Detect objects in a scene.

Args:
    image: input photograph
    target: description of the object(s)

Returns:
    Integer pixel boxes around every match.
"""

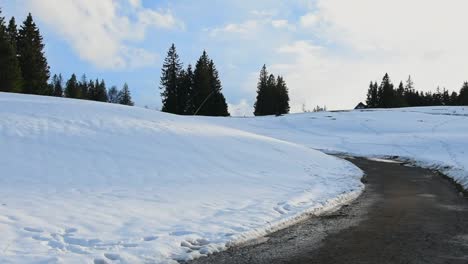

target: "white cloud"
[299,13,319,28]
[28,0,183,70]
[228,99,254,117]
[271,19,296,31]
[210,20,260,37]
[266,0,468,110]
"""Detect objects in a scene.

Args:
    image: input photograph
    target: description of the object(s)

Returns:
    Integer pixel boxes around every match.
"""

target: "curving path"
[188,157,468,264]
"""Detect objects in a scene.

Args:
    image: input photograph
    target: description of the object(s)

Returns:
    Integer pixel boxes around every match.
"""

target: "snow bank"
[0,93,363,264]
[220,107,468,190]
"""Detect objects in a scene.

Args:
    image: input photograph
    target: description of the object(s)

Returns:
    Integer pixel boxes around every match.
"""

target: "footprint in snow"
[65,227,78,234]
[143,236,158,241]
[24,227,43,233]
[104,253,120,261]
[94,259,109,264]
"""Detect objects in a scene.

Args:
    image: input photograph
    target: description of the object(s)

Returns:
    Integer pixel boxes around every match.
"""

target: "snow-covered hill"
[0,93,363,264]
[221,107,468,190]
[2,92,467,264]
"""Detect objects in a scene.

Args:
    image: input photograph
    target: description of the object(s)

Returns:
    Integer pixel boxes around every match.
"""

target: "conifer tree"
[207,60,229,116]
[395,81,407,107]
[64,74,79,98]
[379,73,395,108]
[118,83,134,106]
[458,82,468,105]
[254,65,269,116]
[17,13,49,94]
[449,91,458,106]
[94,79,108,102]
[87,79,96,99]
[178,64,194,114]
[78,74,88,99]
[6,17,17,52]
[160,44,182,114]
[276,75,290,115]
[192,51,229,116]
[266,73,277,114]
[51,74,63,97]
[107,85,119,103]
[366,81,378,108]
[0,10,22,92]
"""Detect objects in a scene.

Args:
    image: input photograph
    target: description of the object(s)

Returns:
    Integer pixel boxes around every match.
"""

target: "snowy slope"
[221,107,468,190]
[0,93,363,264]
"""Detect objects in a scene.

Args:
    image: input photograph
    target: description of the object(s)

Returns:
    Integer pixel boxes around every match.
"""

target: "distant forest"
[366,74,468,108]
[0,10,134,106]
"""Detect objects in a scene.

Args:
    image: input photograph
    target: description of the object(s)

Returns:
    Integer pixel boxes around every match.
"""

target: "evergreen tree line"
[160,44,229,116]
[0,10,133,106]
[254,65,290,116]
[366,73,468,108]
[50,73,134,106]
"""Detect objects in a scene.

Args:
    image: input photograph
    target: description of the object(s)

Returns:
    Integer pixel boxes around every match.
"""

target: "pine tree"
[442,88,450,106]
[395,81,407,107]
[276,75,290,115]
[191,51,220,116]
[379,73,395,108]
[160,44,183,114]
[266,73,277,115]
[6,17,17,52]
[366,81,378,108]
[51,73,63,97]
[87,79,96,99]
[78,74,88,99]
[178,64,194,114]
[458,82,468,105]
[94,79,108,102]
[254,65,269,116]
[449,91,459,106]
[64,74,79,98]
[107,85,119,103]
[118,83,134,106]
[0,10,22,92]
[17,13,50,94]
[404,76,416,106]
[207,60,229,116]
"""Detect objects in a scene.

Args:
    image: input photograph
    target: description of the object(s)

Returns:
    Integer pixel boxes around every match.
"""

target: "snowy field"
[1,92,467,264]
[221,106,468,190]
[0,93,363,264]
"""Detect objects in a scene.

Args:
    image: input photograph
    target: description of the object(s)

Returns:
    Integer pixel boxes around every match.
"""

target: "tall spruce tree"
[78,74,88,99]
[107,85,120,103]
[51,74,63,97]
[6,17,17,52]
[276,75,290,115]
[160,44,183,114]
[192,51,229,116]
[366,81,378,108]
[395,81,407,107]
[64,74,79,98]
[0,10,22,92]
[449,91,459,106]
[254,65,269,116]
[266,73,277,114]
[379,73,395,108]
[207,60,229,116]
[178,64,194,114]
[118,83,134,106]
[459,82,468,105]
[94,79,108,102]
[17,13,49,94]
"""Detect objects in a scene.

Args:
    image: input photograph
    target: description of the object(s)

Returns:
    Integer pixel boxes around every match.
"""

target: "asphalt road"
[188,157,468,264]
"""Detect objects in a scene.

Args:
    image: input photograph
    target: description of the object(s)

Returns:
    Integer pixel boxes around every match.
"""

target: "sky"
[3,0,468,115]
